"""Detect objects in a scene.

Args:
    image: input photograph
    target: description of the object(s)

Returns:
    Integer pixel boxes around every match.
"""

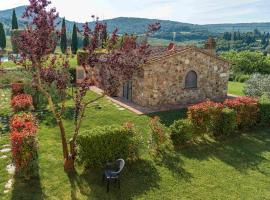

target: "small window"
[185,70,197,89]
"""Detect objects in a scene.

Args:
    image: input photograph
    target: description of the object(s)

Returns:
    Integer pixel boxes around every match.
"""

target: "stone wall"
[131,48,230,107]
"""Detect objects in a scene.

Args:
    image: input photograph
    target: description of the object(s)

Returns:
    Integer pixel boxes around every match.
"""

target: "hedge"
[224,97,259,129]
[259,94,270,126]
[212,108,237,136]
[169,119,195,146]
[77,125,140,168]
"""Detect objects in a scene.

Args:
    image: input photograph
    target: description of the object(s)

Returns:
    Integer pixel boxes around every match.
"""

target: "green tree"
[60,18,67,53]
[12,9,19,29]
[0,23,6,50]
[71,23,78,54]
[83,35,89,49]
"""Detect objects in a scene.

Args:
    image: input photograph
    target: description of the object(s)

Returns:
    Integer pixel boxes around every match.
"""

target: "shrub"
[213,108,237,136]
[68,68,76,84]
[11,82,24,96]
[235,74,250,83]
[148,117,172,157]
[244,74,270,98]
[10,131,38,178]
[77,125,140,168]
[11,93,33,112]
[259,94,270,126]
[188,100,223,133]
[10,113,38,178]
[10,113,37,134]
[224,97,259,129]
[169,119,195,146]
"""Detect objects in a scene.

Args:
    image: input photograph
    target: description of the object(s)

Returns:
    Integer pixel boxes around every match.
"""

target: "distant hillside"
[1,5,270,42]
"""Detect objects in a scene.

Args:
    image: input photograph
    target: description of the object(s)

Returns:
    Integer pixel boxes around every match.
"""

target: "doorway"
[123,81,132,101]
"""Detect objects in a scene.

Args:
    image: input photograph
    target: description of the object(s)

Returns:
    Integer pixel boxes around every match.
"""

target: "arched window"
[185,70,197,89]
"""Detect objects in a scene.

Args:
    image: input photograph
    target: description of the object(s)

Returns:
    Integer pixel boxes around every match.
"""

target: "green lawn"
[228,81,245,96]
[1,89,270,199]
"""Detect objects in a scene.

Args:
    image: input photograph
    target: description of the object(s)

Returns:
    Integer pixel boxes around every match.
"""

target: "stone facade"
[119,45,230,108]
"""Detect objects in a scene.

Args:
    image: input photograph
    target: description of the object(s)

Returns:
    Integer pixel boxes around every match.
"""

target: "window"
[185,70,197,89]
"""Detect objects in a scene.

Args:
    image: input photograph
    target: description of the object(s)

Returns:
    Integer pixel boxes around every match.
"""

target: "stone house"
[77,38,230,108]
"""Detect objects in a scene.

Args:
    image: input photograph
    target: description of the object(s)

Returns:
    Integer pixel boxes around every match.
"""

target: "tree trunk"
[57,119,75,172]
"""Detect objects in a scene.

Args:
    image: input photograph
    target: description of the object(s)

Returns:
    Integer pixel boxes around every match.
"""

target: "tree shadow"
[67,159,160,200]
[11,158,44,199]
[154,149,193,181]
[180,129,270,174]
[148,108,187,127]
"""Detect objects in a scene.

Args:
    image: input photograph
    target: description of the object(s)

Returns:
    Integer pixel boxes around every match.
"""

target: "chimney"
[204,37,216,55]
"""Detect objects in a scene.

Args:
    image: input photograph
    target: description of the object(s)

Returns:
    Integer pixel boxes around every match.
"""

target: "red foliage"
[10,112,38,174]
[224,97,259,128]
[11,93,33,112]
[10,113,37,134]
[188,100,224,132]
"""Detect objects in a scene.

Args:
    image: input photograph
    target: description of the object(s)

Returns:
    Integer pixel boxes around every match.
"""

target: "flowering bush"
[224,97,259,129]
[10,113,37,134]
[148,117,172,157]
[10,131,38,178]
[11,82,24,96]
[188,100,224,133]
[10,113,38,178]
[11,93,33,112]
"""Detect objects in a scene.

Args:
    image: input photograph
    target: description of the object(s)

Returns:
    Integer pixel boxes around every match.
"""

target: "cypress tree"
[71,23,78,54]
[0,23,6,50]
[12,9,19,29]
[60,18,67,54]
[83,36,89,49]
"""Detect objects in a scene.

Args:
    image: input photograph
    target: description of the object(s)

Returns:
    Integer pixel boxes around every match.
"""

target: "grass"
[228,81,245,96]
[1,88,270,199]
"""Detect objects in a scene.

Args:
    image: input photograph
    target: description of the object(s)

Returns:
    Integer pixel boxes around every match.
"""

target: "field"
[1,85,270,199]
[228,81,245,96]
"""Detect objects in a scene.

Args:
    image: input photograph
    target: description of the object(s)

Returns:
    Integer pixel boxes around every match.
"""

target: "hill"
[1,6,270,43]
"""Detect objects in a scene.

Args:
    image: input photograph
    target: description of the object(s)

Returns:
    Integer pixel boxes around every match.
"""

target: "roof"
[146,45,230,64]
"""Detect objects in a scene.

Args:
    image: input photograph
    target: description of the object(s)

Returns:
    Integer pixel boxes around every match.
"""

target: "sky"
[0,0,269,24]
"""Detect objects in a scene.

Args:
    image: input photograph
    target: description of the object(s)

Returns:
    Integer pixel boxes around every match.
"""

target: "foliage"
[224,97,259,129]
[11,82,25,96]
[244,74,270,98]
[71,23,78,54]
[11,93,33,112]
[11,29,23,53]
[60,18,67,54]
[235,74,250,83]
[77,124,140,168]
[148,117,171,157]
[221,51,270,78]
[10,98,38,178]
[10,113,37,134]
[169,119,195,146]
[259,94,270,126]
[0,22,6,50]
[12,9,19,30]
[187,100,224,133]
[213,108,237,136]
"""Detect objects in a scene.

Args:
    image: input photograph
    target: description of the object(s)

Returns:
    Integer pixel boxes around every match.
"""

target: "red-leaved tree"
[15,0,160,171]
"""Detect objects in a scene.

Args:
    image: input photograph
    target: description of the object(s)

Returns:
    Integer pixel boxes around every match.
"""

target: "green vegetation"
[11,9,18,30]
[71,23,78,54]
[60,18,67,54]
[1,89,270,199]
[0,22,6,50]
[228,81,245,96]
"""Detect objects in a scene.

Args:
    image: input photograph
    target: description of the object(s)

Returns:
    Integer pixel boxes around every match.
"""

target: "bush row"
[169,96,269,147]
[10,86,38,178]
